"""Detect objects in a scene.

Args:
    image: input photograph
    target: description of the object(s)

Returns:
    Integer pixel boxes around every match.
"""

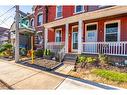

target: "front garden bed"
[27,58,63,71]
[69,54,127,89]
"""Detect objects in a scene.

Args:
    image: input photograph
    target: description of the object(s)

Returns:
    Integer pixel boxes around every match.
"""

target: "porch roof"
[19,28,35,34]
[43,6,127,28]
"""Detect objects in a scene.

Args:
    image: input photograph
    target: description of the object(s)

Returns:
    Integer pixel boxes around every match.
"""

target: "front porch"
[44,6,127,57]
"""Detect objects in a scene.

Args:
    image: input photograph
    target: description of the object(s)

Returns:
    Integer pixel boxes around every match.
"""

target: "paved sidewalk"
[0,59,121,90]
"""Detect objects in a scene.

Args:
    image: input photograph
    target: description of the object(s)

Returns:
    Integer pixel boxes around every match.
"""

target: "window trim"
[55,28,62,42]
[74,5,84,14]
[56,6,63,19]
[37,12,43,26]
[104,20,120,42]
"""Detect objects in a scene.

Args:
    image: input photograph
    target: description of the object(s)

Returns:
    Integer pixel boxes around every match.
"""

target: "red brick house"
[33,5,47,49]
[43,6,127,57]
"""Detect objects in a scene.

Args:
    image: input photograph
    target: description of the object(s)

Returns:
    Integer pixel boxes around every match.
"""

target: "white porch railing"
[82,41,127,56]
[47,42,65,53]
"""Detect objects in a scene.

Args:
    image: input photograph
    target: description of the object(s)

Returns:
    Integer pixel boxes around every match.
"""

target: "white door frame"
[71,25,78,52]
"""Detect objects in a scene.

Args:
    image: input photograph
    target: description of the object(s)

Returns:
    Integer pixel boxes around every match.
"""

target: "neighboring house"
[43,5,127,57]
[33,5,47,49]
[0,27,10,44]
[10,10,34,50]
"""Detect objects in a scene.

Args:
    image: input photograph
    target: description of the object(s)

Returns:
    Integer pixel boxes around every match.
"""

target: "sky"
[0,5,32,29]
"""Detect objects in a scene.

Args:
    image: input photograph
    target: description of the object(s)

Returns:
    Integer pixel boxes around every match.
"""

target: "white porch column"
[44,28,48,49]
[78,20,83,54]
[65,23,69,53]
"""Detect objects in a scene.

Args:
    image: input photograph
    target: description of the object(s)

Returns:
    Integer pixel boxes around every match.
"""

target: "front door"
[72,32,78,52]
[85,30,97,52]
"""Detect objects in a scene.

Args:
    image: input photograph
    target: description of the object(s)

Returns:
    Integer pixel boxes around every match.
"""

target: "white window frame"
[37,12,43,26]
[104,20,120,42]
[55,28,62,42]
[74,5,84,14]
[85,22,98,42]
[56,6,63,19]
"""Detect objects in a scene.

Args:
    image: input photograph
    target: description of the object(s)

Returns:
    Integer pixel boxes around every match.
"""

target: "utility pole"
[15,5,19,62]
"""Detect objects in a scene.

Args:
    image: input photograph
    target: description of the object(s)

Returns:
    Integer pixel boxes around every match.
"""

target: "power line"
[0,15,14,25]
[0,6,15,18]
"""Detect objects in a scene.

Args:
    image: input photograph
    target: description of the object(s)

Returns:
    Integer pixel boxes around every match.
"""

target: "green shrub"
[98,54,108,64]
[92,69,127,82]
[0,43,13,57]
[35,49,43,57]
[86,57,97,64]
[20,48,27,56]
[77,56,86,63]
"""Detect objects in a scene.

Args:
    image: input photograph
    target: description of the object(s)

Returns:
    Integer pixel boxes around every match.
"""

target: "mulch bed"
[27,58,60,69]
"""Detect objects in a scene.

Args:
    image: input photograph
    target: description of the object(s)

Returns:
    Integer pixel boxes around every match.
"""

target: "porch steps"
[63,53,77,65]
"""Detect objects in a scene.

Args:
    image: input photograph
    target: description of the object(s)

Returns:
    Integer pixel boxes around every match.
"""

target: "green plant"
[35,49,43,57]
[20,48,27,56]
[0,43,13,57]
[92,69,127,82]
[98,54,108,64]
[77,56,86,63]
[86,57,97,64]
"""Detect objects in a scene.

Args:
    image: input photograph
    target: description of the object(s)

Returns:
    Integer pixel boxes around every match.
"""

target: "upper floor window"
[30,19,34,27]
[37,13,43,26]
[75,5,84,13]
[56,6,62,18]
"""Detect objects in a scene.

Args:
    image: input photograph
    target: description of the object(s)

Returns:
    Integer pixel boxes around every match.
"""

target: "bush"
[35,49,43,57]
[77,55,87,63]
[86,57,97,64]
[20,48,27,56]
[99,54,108,64]
[92,69,127,82]
[0,43,13,57]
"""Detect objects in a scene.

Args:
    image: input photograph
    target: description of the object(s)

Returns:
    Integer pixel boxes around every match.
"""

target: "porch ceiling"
[43,6,127,28]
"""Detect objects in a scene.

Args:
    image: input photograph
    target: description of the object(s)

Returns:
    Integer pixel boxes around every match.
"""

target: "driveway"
[0,59,119,90]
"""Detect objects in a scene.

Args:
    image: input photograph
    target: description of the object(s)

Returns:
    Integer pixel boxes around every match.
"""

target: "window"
[75,5,84,13]
[87,24,97,31]
[37,13,43,26]
[56,6,62,18]
[30,19,34,27]
[55,29,62,42]
[105,22,118,42]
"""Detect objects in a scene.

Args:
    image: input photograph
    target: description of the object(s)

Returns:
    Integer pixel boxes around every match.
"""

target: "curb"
[0,79,13,90]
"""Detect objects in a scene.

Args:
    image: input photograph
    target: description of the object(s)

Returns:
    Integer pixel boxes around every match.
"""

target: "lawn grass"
[92,69,127,82]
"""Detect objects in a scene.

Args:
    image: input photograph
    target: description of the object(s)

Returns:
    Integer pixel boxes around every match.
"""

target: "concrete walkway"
[0,59,121,90]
